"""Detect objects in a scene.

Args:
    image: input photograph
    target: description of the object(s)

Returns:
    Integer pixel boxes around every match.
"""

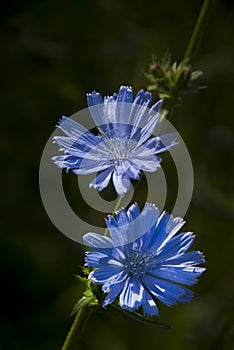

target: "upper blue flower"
[52,86,178,196]
[83,203,206,317]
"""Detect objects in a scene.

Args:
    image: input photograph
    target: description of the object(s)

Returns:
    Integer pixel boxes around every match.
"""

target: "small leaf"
[71,296,92,316]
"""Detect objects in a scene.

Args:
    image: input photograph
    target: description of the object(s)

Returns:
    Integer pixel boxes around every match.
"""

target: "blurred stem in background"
[184,0,212,61]
[61,0,213,349]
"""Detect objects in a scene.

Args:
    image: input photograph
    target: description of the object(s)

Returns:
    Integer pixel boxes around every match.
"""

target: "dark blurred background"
[1,0,234,349]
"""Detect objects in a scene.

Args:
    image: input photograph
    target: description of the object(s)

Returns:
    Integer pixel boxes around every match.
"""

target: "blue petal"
[115,86,133,136]
[165,251,206,266]
[178,288,194,303]
[89,265,124,284]
[150,212,185,252]
[71,145,112,173]
[85,251,110,267]
[53,136,88,156]
[87,92,108,131]
[89,167,114,191]
[111,247,126,262]
[127,203,141,222]
[115,208,130,227]
[142,275,193,306]
[124,160,141,180]
[73,163,110,175]
[142,289,159,317]
[127,90,154,140]
[129,107,151,139]
[102,270,128,289]
[137,203,159,239]
[150,265,206,286]
[52,155,82,170]
[83,232,113,249]
[143,133,179,155]
[137,222,159,253]
[132,155,161,172]
[86,91,103,107]
[150,99,162,112]
[113,171,131,196]
[103,282,125,307]
[105,216,126,247]
[119,277,144,312]
[155,232,195,261]
[56,116,99,147]
[143,91,153,105]
[53,136,101,160]
[116,85,133,103]
[133,89,152,106]
[86,247,126,267]
[137,112,160,144]
[125,203,159,245]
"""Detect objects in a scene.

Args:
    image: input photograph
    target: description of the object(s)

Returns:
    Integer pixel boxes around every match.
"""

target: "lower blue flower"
[83,203,206,317]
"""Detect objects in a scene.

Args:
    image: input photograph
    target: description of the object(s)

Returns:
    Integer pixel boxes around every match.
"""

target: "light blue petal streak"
[119,277,144,312]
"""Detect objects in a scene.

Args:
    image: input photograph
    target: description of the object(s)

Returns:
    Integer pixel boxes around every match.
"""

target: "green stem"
[184,0,212,61]
[61,305,92,350]
[61,196,123,349]
[104,195,123,236]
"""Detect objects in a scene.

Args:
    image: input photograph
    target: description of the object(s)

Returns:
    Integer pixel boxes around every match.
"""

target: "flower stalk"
[62,306,92,350]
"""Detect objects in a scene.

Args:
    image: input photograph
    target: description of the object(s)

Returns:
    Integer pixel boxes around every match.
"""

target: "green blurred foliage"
[1,0,234,349]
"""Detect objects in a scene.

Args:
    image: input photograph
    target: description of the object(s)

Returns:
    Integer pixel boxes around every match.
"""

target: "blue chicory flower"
[52,86,178,196]
[83,203,206,317]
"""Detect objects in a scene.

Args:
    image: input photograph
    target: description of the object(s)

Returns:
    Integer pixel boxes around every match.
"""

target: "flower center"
[124,249,153,278]
[97,137,138,165]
